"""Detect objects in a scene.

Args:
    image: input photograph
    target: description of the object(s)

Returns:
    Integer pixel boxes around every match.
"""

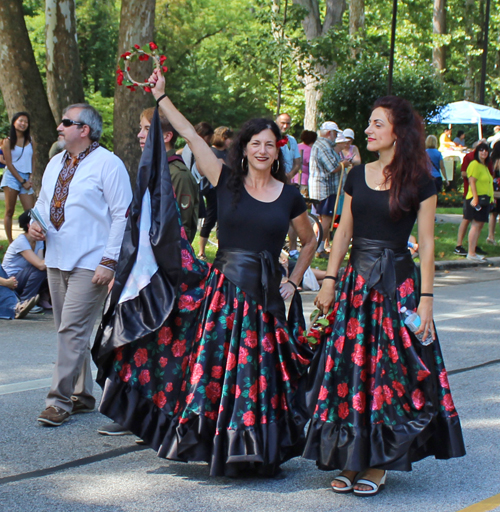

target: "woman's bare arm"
[148,69,222,187]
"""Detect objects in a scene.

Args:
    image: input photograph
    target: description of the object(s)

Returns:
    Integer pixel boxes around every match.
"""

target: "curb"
[435,256,500,270]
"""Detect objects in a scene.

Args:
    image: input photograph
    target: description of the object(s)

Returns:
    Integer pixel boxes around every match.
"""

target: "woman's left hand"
[280,280,297,300]
[415,296,435,341]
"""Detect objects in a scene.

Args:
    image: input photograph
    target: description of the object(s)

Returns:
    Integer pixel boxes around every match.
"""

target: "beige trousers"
[46,268,108,412]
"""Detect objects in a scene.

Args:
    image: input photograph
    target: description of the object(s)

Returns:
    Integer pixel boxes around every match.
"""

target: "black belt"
[350,237,414,300]
[213,248,286,322]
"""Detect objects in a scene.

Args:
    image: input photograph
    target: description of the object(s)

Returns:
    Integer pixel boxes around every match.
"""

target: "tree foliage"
[320,58,450,161]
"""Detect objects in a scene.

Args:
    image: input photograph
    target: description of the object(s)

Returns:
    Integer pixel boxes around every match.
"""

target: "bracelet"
[323,275,338,281]
[287,280,298,290]
[156,93,168,106]
[420,292,434,297]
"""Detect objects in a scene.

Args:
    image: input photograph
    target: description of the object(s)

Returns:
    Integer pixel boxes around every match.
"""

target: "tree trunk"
[349,0,364,59]
[293,0,345,130]
[464,0,475,100]
[113,0,156,184]
[432,0,446,76]
[0,0,57,192]
[45,0,85,121]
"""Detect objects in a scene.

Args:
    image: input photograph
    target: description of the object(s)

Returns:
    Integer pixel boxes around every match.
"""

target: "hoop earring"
[272,159,280,175]
[241,156,248,173]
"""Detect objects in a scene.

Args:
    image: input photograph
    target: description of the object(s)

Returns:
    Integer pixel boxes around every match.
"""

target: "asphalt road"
[1,266,500,512]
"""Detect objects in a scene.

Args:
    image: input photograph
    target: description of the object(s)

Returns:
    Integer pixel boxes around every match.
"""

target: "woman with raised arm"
[1,112,36,243]
[95,68,317,477]
[303,96,465,496]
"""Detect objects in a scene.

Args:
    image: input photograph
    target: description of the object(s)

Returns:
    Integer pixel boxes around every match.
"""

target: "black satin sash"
[350,237,414,300]
[213,248,286,323]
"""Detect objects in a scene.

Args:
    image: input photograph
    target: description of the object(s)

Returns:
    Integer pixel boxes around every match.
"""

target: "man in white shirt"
[276,113,301,181]
[30,103,132,427]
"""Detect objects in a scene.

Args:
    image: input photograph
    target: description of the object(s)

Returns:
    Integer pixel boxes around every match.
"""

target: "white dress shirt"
[35,146,133,272]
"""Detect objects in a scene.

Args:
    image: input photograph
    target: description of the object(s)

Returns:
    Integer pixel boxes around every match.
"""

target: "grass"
[436,207,462,215]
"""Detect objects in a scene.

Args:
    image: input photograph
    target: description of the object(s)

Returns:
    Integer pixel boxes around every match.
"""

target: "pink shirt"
[292,143,311,185]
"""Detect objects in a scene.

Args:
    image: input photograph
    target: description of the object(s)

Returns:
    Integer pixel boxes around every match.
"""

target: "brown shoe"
[71,396,95,415]
[38,406,71,426]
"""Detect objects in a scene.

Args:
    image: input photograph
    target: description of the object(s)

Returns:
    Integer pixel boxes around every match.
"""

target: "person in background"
[438,127,456,152]
[487,126,500,148]
[0,148,6,169]
[463,143,494,261]
[0,267,39,319]
[342,128,362,166]
[487,141,500,244]
[293,130,317,194]
[196,126,233,261]
[1,112,36,244]
[182,122,214,232]
[425,135,449,193]
[138,108,199,243]
[2,211,47,312]
[276,113,301,181]
[453,130,466,147]
[455,139,492,256]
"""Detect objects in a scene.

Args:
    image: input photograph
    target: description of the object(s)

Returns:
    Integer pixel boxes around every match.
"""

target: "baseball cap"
[320,121,341,132]
[343,128,355,140]
[335,133,348,143]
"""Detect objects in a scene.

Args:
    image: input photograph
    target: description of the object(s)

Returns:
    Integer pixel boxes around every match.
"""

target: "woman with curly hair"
[303,96,465,496]
[95,68,317,477]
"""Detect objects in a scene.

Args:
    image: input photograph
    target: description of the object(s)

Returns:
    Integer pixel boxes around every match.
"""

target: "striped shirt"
[308,137,342,201]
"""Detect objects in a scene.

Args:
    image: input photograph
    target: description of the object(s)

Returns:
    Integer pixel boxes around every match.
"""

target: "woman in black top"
[95,68,317,477]
[303,96,465,496]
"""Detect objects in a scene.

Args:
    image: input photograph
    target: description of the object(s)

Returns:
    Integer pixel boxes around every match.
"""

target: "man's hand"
[29,222,46,241]
[92,266,115,286]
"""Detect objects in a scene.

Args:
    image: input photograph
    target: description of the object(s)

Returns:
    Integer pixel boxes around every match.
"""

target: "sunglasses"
[61,119,84,127]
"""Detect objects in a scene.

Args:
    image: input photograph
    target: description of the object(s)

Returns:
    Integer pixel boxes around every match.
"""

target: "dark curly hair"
[372,96,431,220]
[226,118,286,204]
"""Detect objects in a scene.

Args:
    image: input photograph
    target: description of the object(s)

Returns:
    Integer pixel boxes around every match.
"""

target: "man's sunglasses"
[61,119,84,127]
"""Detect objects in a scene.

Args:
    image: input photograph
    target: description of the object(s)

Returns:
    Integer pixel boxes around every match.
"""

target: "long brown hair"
[372,96,431,219]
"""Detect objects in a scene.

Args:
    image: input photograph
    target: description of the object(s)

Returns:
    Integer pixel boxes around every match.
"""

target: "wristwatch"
[22,179,27,185]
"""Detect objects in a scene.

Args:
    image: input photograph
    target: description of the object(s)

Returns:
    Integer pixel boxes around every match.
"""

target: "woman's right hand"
[314,281,336,315]
[147,68,165,100]
[470,196,478,208]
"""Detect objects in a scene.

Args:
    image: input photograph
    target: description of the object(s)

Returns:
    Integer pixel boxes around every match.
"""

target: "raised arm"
[148,69,222,187]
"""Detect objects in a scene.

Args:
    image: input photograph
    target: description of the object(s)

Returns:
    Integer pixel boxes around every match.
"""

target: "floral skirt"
[99,257,313,477]
[303,262,466,472]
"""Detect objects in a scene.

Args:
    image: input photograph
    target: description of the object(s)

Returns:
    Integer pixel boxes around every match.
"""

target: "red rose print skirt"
[303,262,466,471]
[98,242,313,477]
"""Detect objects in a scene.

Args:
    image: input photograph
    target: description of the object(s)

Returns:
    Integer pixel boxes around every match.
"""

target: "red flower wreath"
[116,42,168,92]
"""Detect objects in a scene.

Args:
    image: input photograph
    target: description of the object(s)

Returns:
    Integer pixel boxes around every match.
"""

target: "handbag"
[478,195,491,207]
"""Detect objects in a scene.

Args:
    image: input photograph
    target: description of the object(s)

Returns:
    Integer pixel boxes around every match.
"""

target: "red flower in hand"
[160,55,167,64]
[134,44,141,49]
[162,65,168,73]
[121,51,132,59]
[149,42,158,50]
[276,136,288,148]
[139,54,150,61]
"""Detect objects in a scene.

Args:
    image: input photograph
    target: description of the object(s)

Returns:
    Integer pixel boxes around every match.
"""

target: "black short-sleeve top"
[344,164,436,245]
[216,165,307,260]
